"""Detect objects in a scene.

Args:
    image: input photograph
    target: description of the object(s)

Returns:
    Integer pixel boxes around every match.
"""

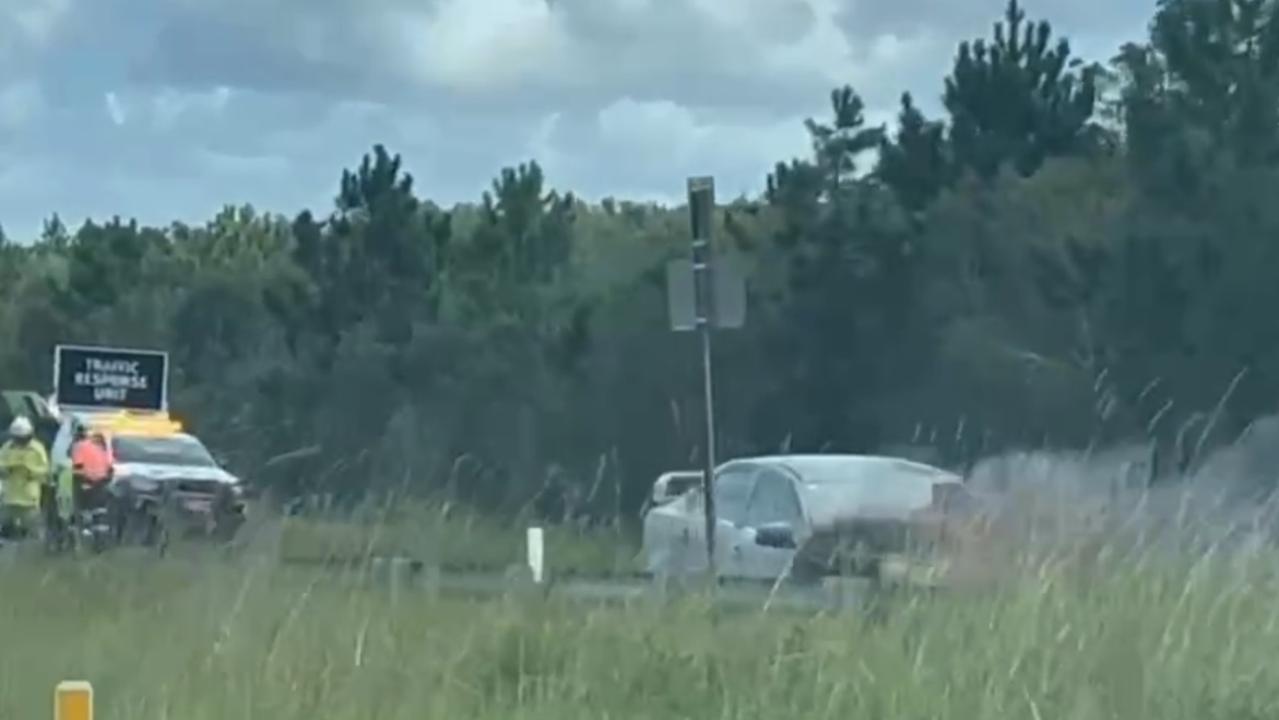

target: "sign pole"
[687,176,718,585]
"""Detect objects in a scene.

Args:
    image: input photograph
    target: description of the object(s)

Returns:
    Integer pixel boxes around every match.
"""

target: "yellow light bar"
[81,410,183,437]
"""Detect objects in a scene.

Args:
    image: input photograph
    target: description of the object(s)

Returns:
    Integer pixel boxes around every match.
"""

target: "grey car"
[641,454,981,583]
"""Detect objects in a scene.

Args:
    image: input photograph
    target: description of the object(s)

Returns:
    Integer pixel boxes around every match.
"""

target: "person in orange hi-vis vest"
[70,425,112,514]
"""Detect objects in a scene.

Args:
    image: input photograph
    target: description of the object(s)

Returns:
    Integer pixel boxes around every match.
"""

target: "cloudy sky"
[0,0,1151,240]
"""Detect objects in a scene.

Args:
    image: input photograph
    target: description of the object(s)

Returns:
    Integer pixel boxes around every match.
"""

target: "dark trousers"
[72,477,109,513]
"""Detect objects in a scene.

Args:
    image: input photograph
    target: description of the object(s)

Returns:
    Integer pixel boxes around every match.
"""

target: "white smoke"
[962,415,1279,560]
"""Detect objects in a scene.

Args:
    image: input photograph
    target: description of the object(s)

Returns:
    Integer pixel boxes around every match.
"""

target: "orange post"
[54,681,93,720]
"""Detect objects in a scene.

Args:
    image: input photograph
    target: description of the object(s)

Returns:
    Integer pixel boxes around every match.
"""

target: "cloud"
[836,0,1153,83]
[0,80,43,129]
[128,0,854,113]
[391,0,572,93]
[0,0,1152,241]
[103,91,126,125]
[583,97,808,199]
[1,0,72,50]
[150,86,232,130]
[194,148,291,178]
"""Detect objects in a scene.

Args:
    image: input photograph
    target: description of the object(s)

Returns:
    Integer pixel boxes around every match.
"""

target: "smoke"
[961,415,1279,561]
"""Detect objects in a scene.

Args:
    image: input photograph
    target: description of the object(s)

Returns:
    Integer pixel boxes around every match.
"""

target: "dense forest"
[2,0,1277,518]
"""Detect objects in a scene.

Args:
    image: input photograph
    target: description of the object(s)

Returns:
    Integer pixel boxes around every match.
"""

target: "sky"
[0,0,1153,241]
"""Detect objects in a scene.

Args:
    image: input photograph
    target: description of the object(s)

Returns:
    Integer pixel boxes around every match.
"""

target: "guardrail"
[276,525,874,611]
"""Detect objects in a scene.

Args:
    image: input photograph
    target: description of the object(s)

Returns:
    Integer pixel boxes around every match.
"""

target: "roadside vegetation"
[1,0,1277,713]
[0,534,1274,720]
[275,499,635,575]
[5,0,1278,522]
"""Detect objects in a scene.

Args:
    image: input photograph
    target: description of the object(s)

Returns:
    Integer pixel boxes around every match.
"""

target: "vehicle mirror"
[754,522,797,549]
[651,471,703,506]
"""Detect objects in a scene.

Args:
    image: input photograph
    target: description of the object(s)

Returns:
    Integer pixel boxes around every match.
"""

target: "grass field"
[275,500,636,575]
[0,532,1276,719]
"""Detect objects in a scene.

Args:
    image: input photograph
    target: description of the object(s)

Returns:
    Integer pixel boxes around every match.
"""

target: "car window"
[747,469,804,527]
[112,434,217,467]
[713,467,755,526]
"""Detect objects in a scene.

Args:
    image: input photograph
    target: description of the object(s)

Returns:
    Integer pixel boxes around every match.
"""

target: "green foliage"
[877,93,954,213]
[1153,0,1279,163]
[1115,0,1279,200]
[943,0,1103,180]
[0,0,1276,513]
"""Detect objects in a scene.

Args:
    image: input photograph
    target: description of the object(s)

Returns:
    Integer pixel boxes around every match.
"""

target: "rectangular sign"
[666,254,747,331]
[54,344,168,412]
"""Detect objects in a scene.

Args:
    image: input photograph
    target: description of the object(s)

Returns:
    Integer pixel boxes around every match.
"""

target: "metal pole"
[687,176,717,583]
[698,307,717,582]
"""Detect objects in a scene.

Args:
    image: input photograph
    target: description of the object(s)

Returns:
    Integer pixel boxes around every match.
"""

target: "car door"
[653,464,757,577]
[737,466,807,580]
[712,464,761,578]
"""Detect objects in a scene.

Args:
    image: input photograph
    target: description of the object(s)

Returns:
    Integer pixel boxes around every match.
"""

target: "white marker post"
[55,681,93,720]
[527,526,545,584]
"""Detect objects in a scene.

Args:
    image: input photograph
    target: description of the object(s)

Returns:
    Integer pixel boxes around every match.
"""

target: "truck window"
[747,469,804,528]
[713,467,755,526]
[112,435,217,467]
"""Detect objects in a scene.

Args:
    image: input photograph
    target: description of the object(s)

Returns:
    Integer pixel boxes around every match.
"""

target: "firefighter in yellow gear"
[0,416,50,539]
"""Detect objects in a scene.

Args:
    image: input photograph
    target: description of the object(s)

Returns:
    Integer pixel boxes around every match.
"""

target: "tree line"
[2,0,1277,518]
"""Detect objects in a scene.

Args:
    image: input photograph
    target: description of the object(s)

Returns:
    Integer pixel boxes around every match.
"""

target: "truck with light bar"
[48,344,246,548]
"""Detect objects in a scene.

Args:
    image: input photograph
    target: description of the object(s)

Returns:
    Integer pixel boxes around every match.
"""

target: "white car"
[641,454,981,583]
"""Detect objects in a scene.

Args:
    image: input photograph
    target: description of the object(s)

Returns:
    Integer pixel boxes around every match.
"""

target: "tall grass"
[275,499,634,575]
[0,534,1276,719]
[7,425,1279,718]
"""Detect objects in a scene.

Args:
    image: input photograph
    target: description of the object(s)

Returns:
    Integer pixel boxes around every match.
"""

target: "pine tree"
[944,0,1101,179]
[876,93,954,212]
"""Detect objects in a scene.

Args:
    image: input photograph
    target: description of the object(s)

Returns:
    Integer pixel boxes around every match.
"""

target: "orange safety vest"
[71,440,111,484]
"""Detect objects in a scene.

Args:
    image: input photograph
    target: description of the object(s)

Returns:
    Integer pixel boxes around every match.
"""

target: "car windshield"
[790,458,957,509]
[112,434,217,467]
[797,459,957,485]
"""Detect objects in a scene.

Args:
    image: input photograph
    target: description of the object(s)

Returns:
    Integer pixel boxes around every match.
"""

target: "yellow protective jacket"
[0,439,49,508]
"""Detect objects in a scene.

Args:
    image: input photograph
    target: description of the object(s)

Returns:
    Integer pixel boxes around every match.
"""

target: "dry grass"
[3,440,1276,718]
[0,527,1276,719]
